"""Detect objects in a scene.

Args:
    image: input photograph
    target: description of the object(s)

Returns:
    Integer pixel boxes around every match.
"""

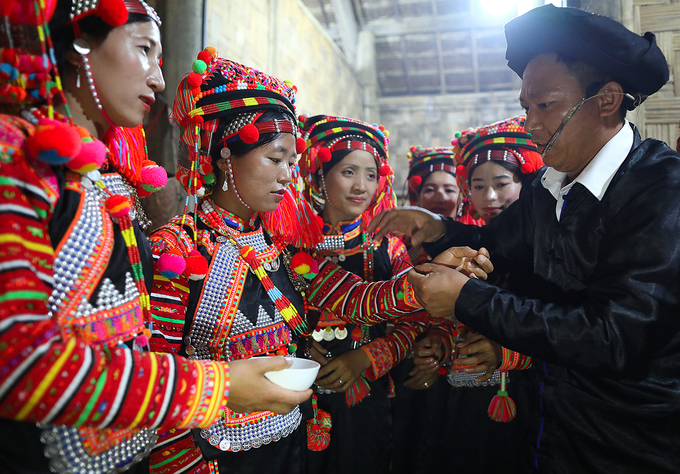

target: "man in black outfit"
[369,5,680,473]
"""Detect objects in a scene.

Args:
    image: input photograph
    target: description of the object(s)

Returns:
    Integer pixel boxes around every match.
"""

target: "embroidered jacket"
[0,115,229,474]
[147,202,421,473]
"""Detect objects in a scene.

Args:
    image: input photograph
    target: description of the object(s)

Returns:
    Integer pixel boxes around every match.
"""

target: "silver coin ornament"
[335,326,348,340]
[322,326,335,341]
[312,328,324,342]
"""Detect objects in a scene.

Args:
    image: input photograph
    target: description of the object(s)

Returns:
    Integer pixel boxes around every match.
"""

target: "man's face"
[519,53,603,179]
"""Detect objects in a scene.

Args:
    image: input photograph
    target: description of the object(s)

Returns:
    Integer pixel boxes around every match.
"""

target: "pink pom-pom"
[68,139,107,173]
[158,251,186,279]
[239,124,259,144]
[140,161,168,193]
[318,147,331,163]
[185,249,208,281]
[135,334,149,346]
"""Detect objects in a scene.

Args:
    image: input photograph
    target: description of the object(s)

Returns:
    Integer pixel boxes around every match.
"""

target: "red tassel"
[345,375,371,407]
[307,395,331,451]
[488,371,516,422]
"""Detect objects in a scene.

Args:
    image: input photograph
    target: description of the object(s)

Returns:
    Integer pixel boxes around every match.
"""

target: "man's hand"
[454,333,502,383]
[431,246,493,280]
[315,348,371,393]
[227,357,312,414]
[407,263,470,318]
[367,208,447,247]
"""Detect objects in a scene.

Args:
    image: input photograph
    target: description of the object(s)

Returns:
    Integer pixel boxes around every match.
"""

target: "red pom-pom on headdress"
[239,124,259,144]
[379,164,393,177]
[197,50,212,65]
[409,175,422,191]
[318,147,331,163]
[187,72,203,87]
[521,162,534,174]
[96,0,129,27]
[296,137,307,155]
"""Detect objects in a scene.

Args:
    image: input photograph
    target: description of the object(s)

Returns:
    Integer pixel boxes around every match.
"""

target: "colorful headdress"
[452,115,543,184]
[298,114,395,222]
[406,146,457,205]
[170,47,321,251]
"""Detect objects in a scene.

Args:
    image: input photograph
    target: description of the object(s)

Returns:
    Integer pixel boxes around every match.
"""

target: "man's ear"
[598,81,625,118]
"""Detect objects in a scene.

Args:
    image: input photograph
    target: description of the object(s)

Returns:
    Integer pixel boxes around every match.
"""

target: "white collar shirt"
[541,120,634,221]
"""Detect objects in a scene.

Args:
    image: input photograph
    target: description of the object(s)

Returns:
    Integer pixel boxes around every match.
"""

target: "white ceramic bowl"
[257,357,320,391]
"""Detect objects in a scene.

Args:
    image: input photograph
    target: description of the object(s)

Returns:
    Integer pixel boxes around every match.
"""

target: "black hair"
[50,0,154,77]
[554,52,629,119]
[467,159,526,186]
[210,109,295,177]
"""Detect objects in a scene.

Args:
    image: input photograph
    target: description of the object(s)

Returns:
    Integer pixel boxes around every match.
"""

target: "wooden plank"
[643,96,680,123]
[639,3,680,32]
[673,33,680,51]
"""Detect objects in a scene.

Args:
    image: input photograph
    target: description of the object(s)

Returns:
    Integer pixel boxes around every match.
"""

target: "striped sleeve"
[0,153,228,432]
[387,234,413,274]
[307,256,421,324]
[361,312,431,380]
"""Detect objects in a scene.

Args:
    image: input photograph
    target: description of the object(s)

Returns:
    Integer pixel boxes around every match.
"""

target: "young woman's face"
[220,134,297,219]
[86,21,164,128]
[322,150,378,224]
[416,170,459,218]
[469,161,522,223]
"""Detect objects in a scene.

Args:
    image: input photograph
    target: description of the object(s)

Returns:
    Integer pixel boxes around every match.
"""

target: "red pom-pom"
[520,162,533,174]
[26,119,82,165]
[409,175,422,191]
[437,366,448,375]
[318,147,331,163]
[187,72,203,87]
[96,0,129,27]
[379,164,393,177]
[191,115,204,124]
[68,139,107,173]
[296,137,307,155]
[158,251,186,279]
[239,124,259,144]
[239,245,256,262]
[105,195,131,218]
[185,249,208,281]
[197,50,212,64]
[290,251,317,278]
[456,164,467,179]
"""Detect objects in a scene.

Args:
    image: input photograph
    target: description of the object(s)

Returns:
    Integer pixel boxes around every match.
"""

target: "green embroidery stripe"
[0,290,49,303]
[75,357,109,426]
[150,449,194,468]
[153,314,185,324]
[307,265,340,300]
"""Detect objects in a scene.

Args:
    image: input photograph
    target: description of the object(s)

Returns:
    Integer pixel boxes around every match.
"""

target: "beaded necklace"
[202,200,310,337]
[30,108,153,342]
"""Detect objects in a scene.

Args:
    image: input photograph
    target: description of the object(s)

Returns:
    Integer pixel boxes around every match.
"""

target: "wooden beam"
[329,0,359,64]
[398,36,414,95]
[432,1,446,94]
[471,29,480,93]
[363,13,509,37]
[351,0,365,27]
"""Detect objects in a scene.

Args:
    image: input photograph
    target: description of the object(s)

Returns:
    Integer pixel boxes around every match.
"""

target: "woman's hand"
[431,246,493,280]
[454,333,502,382]
[315,348,371,393]
[404,365,440,390]
[227,357,312,414]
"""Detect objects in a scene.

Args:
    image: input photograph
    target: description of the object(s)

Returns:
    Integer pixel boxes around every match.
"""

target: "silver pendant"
[219,439,231,451]
[338,254,346,262]
[322,326,334,341]
[216,236,227,243]
[331,256,339,264]
[312,328,324,342]
[335,326,348,340]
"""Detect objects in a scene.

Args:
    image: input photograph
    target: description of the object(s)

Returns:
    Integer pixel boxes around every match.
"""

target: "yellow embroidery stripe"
[203,361,223,424]
[0,234,53,255]
[131,354,158,428]
[180,361,205,427]
[17,338,76,419]
[154,274,190,293]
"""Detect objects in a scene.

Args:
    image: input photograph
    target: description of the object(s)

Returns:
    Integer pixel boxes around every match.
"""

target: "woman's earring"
[73,39,102,111]
[76,66,81,89]
[222,170,229,192]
